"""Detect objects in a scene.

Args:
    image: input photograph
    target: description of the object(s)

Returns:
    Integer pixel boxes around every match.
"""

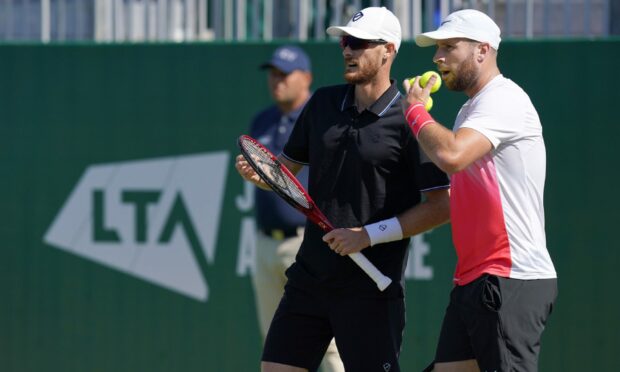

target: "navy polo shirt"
[250,102,310,232]
[282,81,450,296]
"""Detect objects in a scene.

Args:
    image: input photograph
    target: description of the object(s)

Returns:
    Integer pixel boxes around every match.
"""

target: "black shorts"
[262,283,405,372]
[432,274,557,372]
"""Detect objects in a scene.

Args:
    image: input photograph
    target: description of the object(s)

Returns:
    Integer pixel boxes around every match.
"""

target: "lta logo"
[43,152,229,302]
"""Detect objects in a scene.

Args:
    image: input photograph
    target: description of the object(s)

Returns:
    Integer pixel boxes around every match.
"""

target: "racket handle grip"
[348,252,392,291]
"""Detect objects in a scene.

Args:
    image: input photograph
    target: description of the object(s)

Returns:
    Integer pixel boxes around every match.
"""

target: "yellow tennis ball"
[407,77,433,110]
[420,71,441,93]
[425,96,433,111]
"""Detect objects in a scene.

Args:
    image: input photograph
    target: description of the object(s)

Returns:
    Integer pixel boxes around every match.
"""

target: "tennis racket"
[237,134,392,291]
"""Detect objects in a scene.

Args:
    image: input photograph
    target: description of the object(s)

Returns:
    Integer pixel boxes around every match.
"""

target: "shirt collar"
[282,95,311,122]
[340,80,402,117]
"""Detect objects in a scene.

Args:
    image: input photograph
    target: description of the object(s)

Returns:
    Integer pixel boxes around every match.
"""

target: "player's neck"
[466,67,500,98]
[354,77,391,112]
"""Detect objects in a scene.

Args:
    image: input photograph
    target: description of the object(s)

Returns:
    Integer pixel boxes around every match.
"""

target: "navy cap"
[260,45,311,74]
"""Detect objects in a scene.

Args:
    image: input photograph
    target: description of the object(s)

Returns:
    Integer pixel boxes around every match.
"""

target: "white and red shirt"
[450,75,556,285]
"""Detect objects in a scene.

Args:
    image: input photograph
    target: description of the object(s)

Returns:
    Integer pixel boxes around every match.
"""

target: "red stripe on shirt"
[450,155,512,285]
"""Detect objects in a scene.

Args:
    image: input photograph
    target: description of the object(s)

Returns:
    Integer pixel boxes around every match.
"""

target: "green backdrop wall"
[1,40,619,371]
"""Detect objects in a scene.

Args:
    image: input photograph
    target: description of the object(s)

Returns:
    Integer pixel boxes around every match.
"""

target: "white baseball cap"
[415,9,501,50]
[326,7,402,52]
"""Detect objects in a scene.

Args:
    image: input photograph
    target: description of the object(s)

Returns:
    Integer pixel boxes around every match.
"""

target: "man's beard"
[447,55,478,92]
[344,59,381,84]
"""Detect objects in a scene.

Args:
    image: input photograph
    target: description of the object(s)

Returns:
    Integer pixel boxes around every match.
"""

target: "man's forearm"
[397,189,450,238]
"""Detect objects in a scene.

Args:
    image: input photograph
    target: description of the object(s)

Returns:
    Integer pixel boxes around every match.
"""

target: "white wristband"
[364,217,403,246]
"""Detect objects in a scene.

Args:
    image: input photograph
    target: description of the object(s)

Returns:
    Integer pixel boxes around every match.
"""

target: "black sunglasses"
[339,35,388,50]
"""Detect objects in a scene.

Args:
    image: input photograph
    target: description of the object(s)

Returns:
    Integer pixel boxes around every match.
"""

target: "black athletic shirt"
[282,80,449,297]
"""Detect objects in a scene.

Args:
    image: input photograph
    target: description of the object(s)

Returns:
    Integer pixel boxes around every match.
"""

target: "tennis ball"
[425,96,433,111]
[407,76,433,111]
[419,71,441,93]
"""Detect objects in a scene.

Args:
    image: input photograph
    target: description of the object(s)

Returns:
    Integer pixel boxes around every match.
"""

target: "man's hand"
[322,228,371,256]
[234,154,271,190]
[403,75,437,107]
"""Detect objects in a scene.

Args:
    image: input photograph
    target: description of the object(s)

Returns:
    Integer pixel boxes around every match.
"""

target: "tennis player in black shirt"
[236,6,450,372]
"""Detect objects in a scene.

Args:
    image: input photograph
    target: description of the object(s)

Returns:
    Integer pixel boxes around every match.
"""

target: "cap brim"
[415,30,470,47]
[259,61,294,74]
[326,26,379,40]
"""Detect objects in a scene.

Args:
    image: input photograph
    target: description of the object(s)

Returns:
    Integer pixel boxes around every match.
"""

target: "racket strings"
[241,140,310,209]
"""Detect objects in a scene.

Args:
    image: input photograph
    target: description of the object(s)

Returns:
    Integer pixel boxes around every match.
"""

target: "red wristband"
[405,103,435,138]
